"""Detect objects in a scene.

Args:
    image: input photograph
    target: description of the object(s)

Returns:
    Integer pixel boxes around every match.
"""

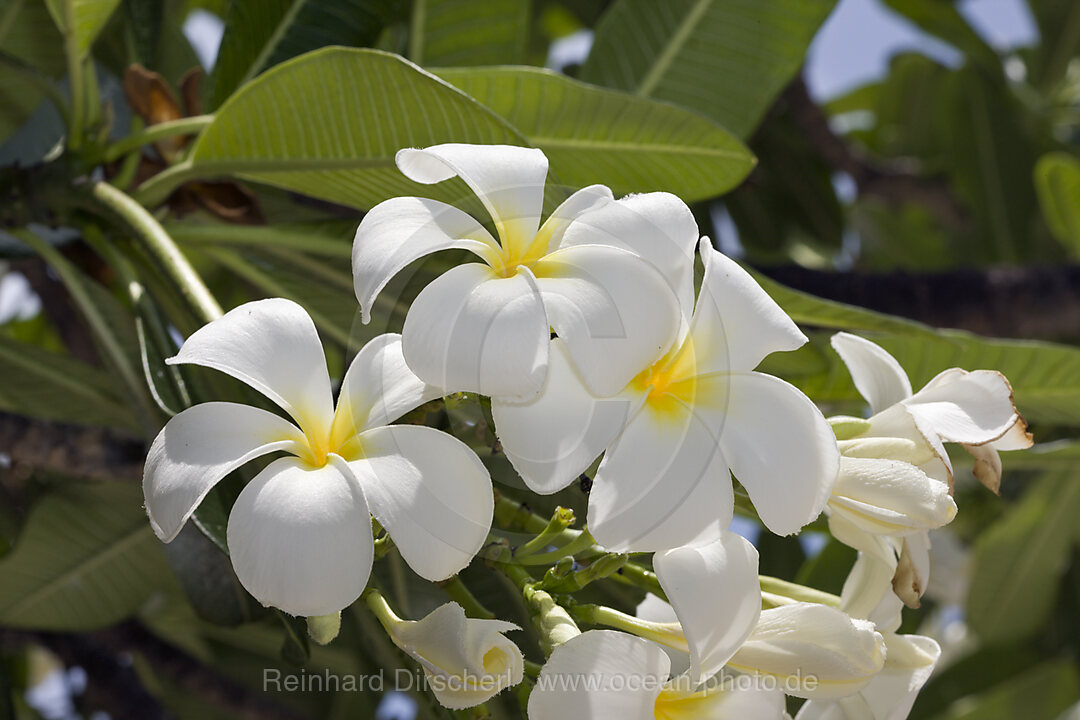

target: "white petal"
[655,532,761,685]
[168,299,334,442]
[866,405,954,488]
[990,418,1033,450]
[840,552,902,631]
[686,240,806,375]
[534,185,615,254]
[558,192,699,317]
[828,514,900,571]
[144,402,307,542]
[396,144,547,255]
[528,630,669,720]
[861,634,940,720]
[343,425,492,582]
[534,244,680,396]
[226,457,373,617]
[831,333,913,413]
[634,594,691,678]
[657,683,787,720]
[588,401,732,553]
[392,602,522,710]
[491,339,633,494]
[730,603,886,700]
[904,369,1019,445]
[402,263,549,397]
[352,196,501,323]
[711,372,839,536]
[331,334,444,448]
[829,457,956,535]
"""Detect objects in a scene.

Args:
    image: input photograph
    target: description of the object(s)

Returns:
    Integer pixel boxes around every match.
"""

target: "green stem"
[570,603,688,653]
[132,159,199,207]
[168,223,352,258]
[439,576,495,620]
[86,181,223,324]
[758,575,841,607]
[102,115,214,163]
[365,589,405,629]
[61,0,83,149]
[515,507,576,558]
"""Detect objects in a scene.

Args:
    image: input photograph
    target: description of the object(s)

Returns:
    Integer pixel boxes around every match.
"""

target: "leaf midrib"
[635,0,713,98]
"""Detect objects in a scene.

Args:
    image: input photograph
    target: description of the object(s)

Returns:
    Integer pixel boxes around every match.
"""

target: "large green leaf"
[966,472,1080,645]
[437,66,754,201]
[0,0,66,143]
[1026,0,1080,88]
[880,0,1000,72]
[410,0,529,66]
[0,482,176,630]
[208,0,402,109]
[579,0,837,138]
[1035,152,1080,257]
[925,660,1080,720]
[43,0,122,57]
[182,48,526,210]
[0,334,136,430]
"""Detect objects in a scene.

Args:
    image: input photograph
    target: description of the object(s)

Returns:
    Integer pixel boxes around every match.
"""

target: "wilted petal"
[396,144,547,255]
[904,369,1019,445]
[529,630,669,720]
[655,532,761,685]
[352,197,501,322]
[829,457,957,535]
[558,192,699,316]
[831,333,913,414]
[491,339,633,494]
[343,425,492,582]
[729,603,886,700]
[892,532,931,608]
[330,334,444,447]
[168,298,334,442]
[402,263,548,398]
[588,401,732,553]
[144,402,307,542]
[708,372,839,536]
[227,457,373,617]
[534,244,680,396]
[391,602,522,710]
[679,241,806,376]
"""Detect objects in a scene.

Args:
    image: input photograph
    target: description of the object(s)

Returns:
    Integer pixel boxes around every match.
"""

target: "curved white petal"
[534,185,614,254]
[657,683,787,720]
[904,369,1019,445]
[829,457,956,536]
[635,593,691,678]
[528,630,669,720]
[990,417,1033,450]
[682,241,806,376]
[710,372,839,536]
[840,552,902,630]
[655,532,761,685]
[168,299,334,442]
[226,457,373,617]
[342,425,492,582]
[491,339,633,494]
[402,263,549,398]
[558,192,699,317]
[331,334,444,448]
[534,244,680,396]
[831,333,913,413]
[396,144,547,255]
[392,602,522,710]
[144,402,307,542]
[352,196,501,322]
[730,603,886,700]
[588,401,732,553]
[866,405,954,489]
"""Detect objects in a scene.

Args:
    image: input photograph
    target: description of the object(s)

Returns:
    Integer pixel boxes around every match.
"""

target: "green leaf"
[0,482,176,630]
[410,0,529,66]
[880,0,1000,72]
[208,0,402,109]
[43,0,122,57]
[0,334,137,431]
[1035,152,1080,257]
[0,0,66,143]
[967,471,1080,645]
[185,47,526,210]
[580,0,837,138]
[1026,0,1080,88]
[926,660,1080,720]
[436,66,754,201]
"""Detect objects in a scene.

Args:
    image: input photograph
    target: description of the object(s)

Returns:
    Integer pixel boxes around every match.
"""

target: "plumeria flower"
[828,331,1033,605]
[352,143,683,399]
[143,299,493,618]
[368,597,523,709]
[494,239,840,551]
[528,630,787,720]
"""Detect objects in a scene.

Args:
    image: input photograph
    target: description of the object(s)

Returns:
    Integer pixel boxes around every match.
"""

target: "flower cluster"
[142,144,1031,716]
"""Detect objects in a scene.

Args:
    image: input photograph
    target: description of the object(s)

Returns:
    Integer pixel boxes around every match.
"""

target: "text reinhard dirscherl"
[262,667,820,694]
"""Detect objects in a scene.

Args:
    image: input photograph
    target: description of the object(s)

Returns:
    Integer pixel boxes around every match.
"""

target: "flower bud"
[829,457,957,536]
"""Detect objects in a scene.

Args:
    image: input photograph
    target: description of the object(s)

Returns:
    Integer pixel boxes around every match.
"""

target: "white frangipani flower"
[371,598,523,710]
[143,299,493,617]
[528,630,786,720]
[352,143,683,399]
[494,240,840,551]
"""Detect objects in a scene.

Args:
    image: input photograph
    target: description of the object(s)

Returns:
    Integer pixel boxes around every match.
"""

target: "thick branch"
[0,412,143,483]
